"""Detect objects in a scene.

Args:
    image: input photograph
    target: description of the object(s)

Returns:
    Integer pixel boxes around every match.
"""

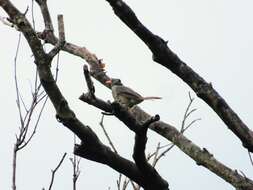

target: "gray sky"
[1,0,253,189]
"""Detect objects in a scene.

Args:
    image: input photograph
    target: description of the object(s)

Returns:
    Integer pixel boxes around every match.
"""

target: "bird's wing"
[115,86,143,100]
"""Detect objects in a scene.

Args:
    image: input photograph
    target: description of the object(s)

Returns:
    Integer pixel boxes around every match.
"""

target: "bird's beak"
[105,79,112,85]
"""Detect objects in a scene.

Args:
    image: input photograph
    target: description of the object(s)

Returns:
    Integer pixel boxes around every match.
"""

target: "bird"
[105,78,161,108]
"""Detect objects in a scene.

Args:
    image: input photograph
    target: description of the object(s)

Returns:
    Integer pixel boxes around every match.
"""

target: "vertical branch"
[12,32,22,190]
[47,14,65,59]
[31,0,36,29]
[11,15,48,190]
[14,33,23,129]
[12,144,17,190]
[70,135,81,190]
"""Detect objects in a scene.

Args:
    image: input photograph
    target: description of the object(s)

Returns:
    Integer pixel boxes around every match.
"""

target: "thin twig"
[147,93,201,169]
[116,173,122,190]
[19,96,48,149]
[154,144,175,167]
[180,92,195,132]
[182,118,201,133]
[14,33,24,129]
[70,135,81,190]
[31,0,36,29]
[150,142,160,167]
[12,32,22,190]
[48,153,67,190]
[180,92,201,133]
[99,115,125,190]
[99,115,118,153]
[248,151,253,167]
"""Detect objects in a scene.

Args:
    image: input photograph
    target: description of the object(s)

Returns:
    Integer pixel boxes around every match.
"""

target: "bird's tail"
[143,96,162,100]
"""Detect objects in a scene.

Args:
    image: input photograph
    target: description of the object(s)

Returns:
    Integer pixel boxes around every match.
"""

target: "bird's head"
[105,78,123,86]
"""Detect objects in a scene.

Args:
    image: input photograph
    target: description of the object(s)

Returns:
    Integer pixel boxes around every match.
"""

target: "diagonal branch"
[35,0,54,32]
[103,0,253,153]
[36,18,253,190]
[48,153,67,190]
[80,66,169,189]
[0,2,168,189]
[80,88,253,190]
[2,0,253,189]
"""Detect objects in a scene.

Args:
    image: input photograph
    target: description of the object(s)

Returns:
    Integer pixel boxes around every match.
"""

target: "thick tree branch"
[80,68,169,189]
[0,1,168,189]
[103,0,253,153]
[39,23,253,190]
[1,0,253,189]
[80,89,253,190]
[133,115,168,190]
[35,0,54,32]
[37,34,110,86]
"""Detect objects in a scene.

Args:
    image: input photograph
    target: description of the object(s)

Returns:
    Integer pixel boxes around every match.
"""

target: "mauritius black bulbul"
[106,78,161,108]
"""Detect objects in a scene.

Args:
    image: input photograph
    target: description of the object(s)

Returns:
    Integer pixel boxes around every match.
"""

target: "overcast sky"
[1,0,253,189]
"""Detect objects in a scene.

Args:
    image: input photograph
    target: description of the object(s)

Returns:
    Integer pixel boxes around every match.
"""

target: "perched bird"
[106,78,161,108]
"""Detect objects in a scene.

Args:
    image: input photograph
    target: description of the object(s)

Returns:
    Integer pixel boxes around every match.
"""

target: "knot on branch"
[37,30,57,44]
[55,99,75,123]
[136,114,160,135]
[143,114,160,128]
[195,82,213,97]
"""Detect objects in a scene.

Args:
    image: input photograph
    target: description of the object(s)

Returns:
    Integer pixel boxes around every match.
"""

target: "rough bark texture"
[103,0,253,153]
[0,1,169,189]
[1,0,253,189]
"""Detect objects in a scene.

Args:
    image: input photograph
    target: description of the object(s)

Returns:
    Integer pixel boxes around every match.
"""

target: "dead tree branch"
[133,115,168,190]
[0,2,168,189]
[1,0,253,189]
[70,136,81,190]
[103,0,253,153]
[48,153,67,190]
[34,22,253,189]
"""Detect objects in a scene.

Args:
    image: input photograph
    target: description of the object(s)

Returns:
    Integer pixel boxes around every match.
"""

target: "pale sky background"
[1,0,253,189]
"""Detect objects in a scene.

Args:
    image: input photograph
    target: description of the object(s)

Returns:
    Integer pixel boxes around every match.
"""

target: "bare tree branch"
[34,25,253,190]
[248,152,253,167]
[102,0,253,153]
[0,2,169,188]
[100,114,118,154]
[70,135,81,190]
[35,0,54,32]
[47,14,65,60]
[133,115,168,190]
[48,153,67,190]
[81,87,253,189]
[83,64,96,99]
[180,92,201,133]
[1,0,253,189]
